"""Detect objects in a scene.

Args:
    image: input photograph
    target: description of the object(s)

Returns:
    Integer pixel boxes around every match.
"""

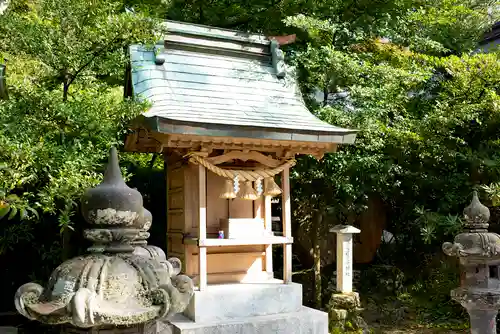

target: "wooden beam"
[124,131,138,151]
[283,150,296,159]
[206,150,282,167]
[200,236,292,247]
[165,34,269,55]
[158,132,331,153]
[191,271,272,285]
[125,131,332,158]
[182,236,293,246]
[264,195,273,276]
[281,168,292,284]
[198,164,208,291]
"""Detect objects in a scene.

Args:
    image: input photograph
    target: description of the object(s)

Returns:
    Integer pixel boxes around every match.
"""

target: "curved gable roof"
[129,20,357,145]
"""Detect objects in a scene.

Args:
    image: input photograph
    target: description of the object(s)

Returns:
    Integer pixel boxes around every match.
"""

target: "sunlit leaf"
[0,206,9,219]
[27,207,39,220]
[7,206,17,220]
[19,208,27,220]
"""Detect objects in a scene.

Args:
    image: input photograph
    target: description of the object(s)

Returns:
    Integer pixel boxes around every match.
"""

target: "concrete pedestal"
[184,280,303,322]
[170,306,327,334]
[169,281,328,334]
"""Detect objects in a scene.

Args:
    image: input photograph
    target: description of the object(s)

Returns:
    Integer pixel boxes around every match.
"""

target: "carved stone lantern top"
[443,191,500,264]
[15,148,194,329]
[463,191,491,231]
[81,147,144,253]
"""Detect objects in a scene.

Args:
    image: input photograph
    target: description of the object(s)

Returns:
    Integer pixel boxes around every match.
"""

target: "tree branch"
[67,33,122,89]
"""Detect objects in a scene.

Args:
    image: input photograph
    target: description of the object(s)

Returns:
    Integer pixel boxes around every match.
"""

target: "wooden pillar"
[281,168,292,283]
[264,195,273,277]
[253,196,263,219]
[198,164,207,291]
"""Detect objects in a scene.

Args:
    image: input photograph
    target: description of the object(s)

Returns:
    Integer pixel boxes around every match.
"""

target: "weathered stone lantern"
[14,148,194,333]
[443,191,500,334]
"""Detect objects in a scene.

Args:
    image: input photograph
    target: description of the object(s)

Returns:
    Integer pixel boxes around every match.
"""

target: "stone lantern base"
[62,321,174,334]
[62,324,146,334]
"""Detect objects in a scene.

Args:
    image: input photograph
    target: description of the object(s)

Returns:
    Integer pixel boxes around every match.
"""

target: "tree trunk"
[62,73,71,102]
[323,87,328,106]
[313,239,321,308]
[312,210,323,309]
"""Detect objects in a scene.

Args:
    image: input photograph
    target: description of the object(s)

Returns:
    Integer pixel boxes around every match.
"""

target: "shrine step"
[170,306,328,334]
[183,280,303,323]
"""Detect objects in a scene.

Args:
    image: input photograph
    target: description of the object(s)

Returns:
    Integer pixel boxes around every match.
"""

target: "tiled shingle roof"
[129,21,357,144]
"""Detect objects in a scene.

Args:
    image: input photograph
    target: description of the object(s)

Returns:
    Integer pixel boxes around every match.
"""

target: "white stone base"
[146,281,328,334]
[162,282,328,334]
[184,280,303,322]
[170,306,328,334]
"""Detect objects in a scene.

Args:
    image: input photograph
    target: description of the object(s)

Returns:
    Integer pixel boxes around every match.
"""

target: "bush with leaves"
[284,0,499,310]
[0,0,162,259]
[0,84,148,229]
[0,0,164,100]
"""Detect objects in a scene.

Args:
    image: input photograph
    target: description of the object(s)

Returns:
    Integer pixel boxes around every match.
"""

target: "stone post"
[328,225,365,331]
[443,191,500,334]
[330,225,361,293]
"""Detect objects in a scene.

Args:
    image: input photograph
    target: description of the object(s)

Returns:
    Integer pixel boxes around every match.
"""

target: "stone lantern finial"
[81,147,144,253]
[103,147,126,185]
[14,147,194,331]
[463,191,491,231]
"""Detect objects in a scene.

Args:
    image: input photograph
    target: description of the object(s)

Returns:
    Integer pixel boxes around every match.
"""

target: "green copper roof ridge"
[163,20,270,46]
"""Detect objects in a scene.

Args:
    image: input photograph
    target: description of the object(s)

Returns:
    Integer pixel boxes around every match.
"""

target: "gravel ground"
[370,325,467,333]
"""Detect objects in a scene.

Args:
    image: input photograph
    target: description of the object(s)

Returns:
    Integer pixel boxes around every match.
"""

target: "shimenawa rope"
[185,153,295,181]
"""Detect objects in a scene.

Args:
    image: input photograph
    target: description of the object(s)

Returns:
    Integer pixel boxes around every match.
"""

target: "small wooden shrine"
[124,20,356,291]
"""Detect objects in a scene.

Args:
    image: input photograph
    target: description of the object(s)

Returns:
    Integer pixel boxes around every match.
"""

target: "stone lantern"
[443,191,500,334]
[14,148,194,333]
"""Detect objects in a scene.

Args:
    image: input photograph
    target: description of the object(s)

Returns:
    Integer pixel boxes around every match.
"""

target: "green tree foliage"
[163,0,499,309]
[0,0,163,255]
[1,0,164,100]
[287,2,500,254]
[0,0,498,316]
[283,0,499,310]
[165,0,296,32]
